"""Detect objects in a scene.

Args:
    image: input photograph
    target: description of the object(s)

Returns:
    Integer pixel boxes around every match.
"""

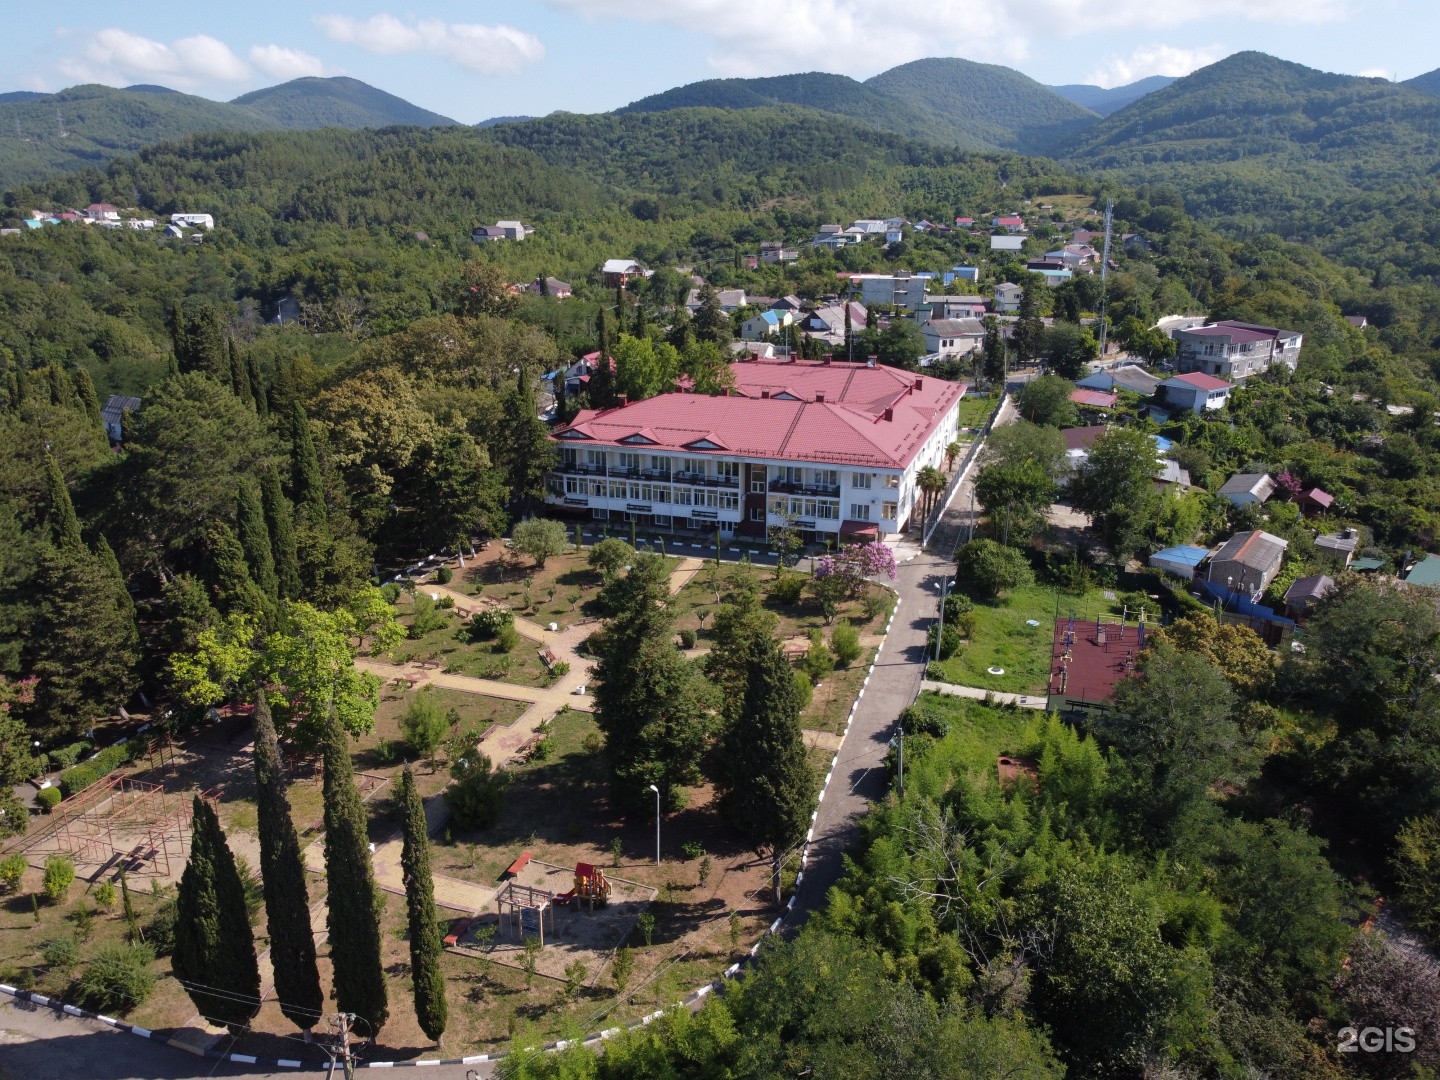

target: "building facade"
[1174,320,1303,380]
[545,359,964,542]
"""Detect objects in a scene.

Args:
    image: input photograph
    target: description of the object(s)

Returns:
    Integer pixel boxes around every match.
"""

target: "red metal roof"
[1181,325,1273,343]
[1061,425,1109,452]
[553,360,964,470]
[1069,388,1118,408]
[1170,372,1232,391]
[1300,487,1334,508]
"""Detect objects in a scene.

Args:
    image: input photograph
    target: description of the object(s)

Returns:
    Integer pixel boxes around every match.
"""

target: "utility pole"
[934,576,949,662]
[324,1013,356,1080]
[1097,200,1114,357]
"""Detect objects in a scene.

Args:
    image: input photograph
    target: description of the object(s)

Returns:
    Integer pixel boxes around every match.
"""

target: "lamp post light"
[648,784,660,864]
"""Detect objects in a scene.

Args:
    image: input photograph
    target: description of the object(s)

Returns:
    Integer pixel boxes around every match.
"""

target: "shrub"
[678,628,697,649]
[436,566,453,585]
[145,898,178,955]
[37,786,62,812]
[494,625,520,653]
[802,630,834,685]
[681,841,704,861]
[588,538,636,578]
[793,671,813,709]
[469,605,514,640]
[770,572,806,606]
[94,881,117,908]
[550,660,571,679]
[512,518,569,568]
[445,753,509,830]
[41,935,80,974]
[407,593,449,638]
[927,622,962,660]
[59,744,130,798]
[861,592,889,621]
[954,539,1035,599]
[78,942,156,1013]
[50,741,90,769]
[898,705,950,739]
[0,854,27,892]
[582,731,603,754]
[43,855,75,902]
[831,620,862,667]
[380,582,402,603]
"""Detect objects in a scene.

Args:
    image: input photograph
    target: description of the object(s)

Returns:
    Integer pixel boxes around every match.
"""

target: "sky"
[11,1,1440,124]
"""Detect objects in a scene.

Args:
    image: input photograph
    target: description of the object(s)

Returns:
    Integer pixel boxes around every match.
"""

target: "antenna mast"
[1097,200,1114,356]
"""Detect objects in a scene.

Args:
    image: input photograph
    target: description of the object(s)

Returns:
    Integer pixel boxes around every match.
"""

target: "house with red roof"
[1174,320,1303,380]
[546,358,965,541]
[992,216,1026,233]
[1158,372,1233,413]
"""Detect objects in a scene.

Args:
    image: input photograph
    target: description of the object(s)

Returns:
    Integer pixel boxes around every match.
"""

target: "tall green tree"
[322,718,388,1034]
[499,371,556,513]
[251,695,323,1031]
[169,300,227,379]
[715,634,814,905]
[245,349,268,416]
[172,796,260,1032]
[259,466,302,600]
[399,769,448,1045]
[95,535,140,656]
[693,284,731,345]
[290,402,328,528]
[413,432,506,551]
[1012,285,1044,365]
[592,554,714,811]
[44,452,83,552]
[236,477,279,601]
[204,521,271,620]
[72,367,103,430]
[227,338,252,405]
[981,315,1007,385]
[1070,426,1162,565]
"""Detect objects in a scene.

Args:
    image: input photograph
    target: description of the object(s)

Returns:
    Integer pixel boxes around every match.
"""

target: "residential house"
[992,216,1026,233]
[954,217,976,228]
[1296,487,1333,516]
[1207,530,1289,598]
[1153,460,1191,489]
[740,309,784,341]
[1159,372,1233,413]
[1033,268,1072,287]
[601,259,650,287]
[920,295,987,321]
[170,213,213,230]
[952,266,980,282]
[1076,365,1161,396]
[524,276,573,298]
[913,220,937,232]
[1405,555,1440,588]
[1174,320,1304,380]
[1218,473,1276,507]
[1027,258,1065,273]
[494,220,532,240]
[686,288,746,313]
[848,272,928,311]
[920,318,985,359]
[1045,244,1099,269]
[1283,575,1335,622]
[163,224,184,238]
[993,282,1023,313]
[884,217,908,229]
[849,219,887,234]
[471,225,506,242]
[1070,388,1117,410]
[1150,545,1209,580]
[1315,529,1359,567]
[991,235,1025,252]
[885,228,904,244]
[84,203,120,222]
[546,358,965,541]
[800,302,867,344]
[100,395,140,443]
[1122,233,1152,252]
[812,231,856,250]
[1344,314,1369,329]
[759,242,798,263]
[1072,229,1098,245]
[124,219,156,230]
[770,295,805,313]
[1154,314,1209,338]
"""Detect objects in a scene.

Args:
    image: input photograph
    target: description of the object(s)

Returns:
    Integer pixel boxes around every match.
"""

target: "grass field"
[956,393,1001,430]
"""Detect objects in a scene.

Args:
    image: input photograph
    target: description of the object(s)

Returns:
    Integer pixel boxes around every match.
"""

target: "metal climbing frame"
[495,880,556,946]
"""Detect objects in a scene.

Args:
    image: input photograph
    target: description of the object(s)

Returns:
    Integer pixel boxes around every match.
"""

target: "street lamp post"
[935,575,949,662]
[648,784,660,864]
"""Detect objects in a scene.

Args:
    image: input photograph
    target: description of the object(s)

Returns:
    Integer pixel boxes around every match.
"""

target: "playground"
[1047,608,1152,709]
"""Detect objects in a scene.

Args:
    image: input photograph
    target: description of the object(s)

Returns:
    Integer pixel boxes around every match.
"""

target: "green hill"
[231,76,456,129]
[618,72,973,148]
[1403,67,1440,96]
[1048,76,1176,116]
[0,84,281,191]
[864,57,1101,153]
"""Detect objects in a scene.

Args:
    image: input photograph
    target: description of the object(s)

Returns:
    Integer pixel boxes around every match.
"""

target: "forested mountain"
[617,58,1103,154]
[1404,67,1440,96]
[864,57,1100,152]
[0,78,454,191]
[1054,52,1440,294]
[1048,75,1177,116]
[231,76,456,129]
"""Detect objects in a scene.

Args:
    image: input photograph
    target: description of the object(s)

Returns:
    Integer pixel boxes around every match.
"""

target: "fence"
[921,391,1011,550]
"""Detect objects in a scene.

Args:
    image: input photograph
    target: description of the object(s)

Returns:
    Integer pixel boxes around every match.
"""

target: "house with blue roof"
[740,309,783,341]
[1150,545,1210,580]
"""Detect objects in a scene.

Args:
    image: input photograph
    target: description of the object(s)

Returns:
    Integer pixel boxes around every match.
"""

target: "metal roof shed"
[1150,545,1209,579]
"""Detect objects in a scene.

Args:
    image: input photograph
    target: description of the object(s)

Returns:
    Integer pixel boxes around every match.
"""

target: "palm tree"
[944,441,963,471]
[917,466,947,524]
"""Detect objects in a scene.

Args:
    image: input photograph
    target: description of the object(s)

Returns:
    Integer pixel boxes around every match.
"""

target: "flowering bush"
[814,542,898,598]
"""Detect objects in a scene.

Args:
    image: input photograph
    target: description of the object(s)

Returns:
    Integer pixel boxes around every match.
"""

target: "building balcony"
[768,480,841,497]
[675,472,739,488]
[555,462,607,477]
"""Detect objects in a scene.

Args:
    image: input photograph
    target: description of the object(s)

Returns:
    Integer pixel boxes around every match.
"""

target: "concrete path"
[801,729,844,753]
[918,679,1047,709]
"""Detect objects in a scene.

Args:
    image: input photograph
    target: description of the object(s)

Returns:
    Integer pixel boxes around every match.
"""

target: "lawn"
[666,561,894,643]
[957,393,1001,430]
[390,595,555,688]
[927,581,1125,695]
[903,692,1042,803]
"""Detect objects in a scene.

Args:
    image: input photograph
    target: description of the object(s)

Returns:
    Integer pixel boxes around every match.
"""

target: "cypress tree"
[95,535,139,655]
[44,453,83,552]
[252,695,323,1031]
[633,296,647,338]
[205,520,270,619]
[322,718,389,1035]
[246,350,268,416]
[236,477,279,600]
[72,367,103,429]
[173,795,261,1031]
[290,402,328,528]
[46,363,73,407]
[228,338,252,406]
[399,769,448,1045]
[260,466,302,599]
[715,634,814,906]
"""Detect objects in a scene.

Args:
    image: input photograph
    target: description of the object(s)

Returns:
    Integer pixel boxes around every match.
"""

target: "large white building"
[1174,320,1303,380]
[546,358,965,542]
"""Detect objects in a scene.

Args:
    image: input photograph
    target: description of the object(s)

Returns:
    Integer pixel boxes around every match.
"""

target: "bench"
[504,850,533,878]
[538,648,559,670]
[443,917,473,947]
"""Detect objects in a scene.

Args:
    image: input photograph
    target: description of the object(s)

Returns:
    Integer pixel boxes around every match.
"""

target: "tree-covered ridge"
[231,76,457,130]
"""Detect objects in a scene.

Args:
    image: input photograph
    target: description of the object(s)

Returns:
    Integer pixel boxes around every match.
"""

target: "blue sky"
[14,1,1440,123]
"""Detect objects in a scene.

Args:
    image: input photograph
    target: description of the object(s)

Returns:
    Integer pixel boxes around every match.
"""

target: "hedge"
[59,745,132,798]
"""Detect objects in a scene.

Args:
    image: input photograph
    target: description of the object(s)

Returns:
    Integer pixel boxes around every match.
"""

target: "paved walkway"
[918,679,1047,709]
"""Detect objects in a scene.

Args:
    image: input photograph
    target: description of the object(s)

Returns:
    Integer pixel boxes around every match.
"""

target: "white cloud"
[1087,44,1230,88]
[1357,67,1393,79]
[543,0,1344,78]
[315,13,544,76]
[61,29,250,88]
[249,44,326,80]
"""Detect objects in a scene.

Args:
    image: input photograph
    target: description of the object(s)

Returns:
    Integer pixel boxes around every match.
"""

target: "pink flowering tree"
[814,542,898,600]
[1275,469,1302,500]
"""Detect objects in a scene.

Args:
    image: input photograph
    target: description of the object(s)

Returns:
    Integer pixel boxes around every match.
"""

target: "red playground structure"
[554,862,613,910]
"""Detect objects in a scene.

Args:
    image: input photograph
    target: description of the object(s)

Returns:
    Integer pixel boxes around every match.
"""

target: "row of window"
[561,476,741,511]
[562,447,900,489]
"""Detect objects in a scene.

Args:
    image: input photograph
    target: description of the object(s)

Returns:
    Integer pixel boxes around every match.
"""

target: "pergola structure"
[495,880,556,946]
[14,774,213,879]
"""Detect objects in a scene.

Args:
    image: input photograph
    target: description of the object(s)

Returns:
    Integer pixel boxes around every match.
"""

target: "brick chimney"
[816,392,825,403]
[760,390,770,399]
[615,394,628,408]
[882,407,893,421]
[914,376,924,390]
